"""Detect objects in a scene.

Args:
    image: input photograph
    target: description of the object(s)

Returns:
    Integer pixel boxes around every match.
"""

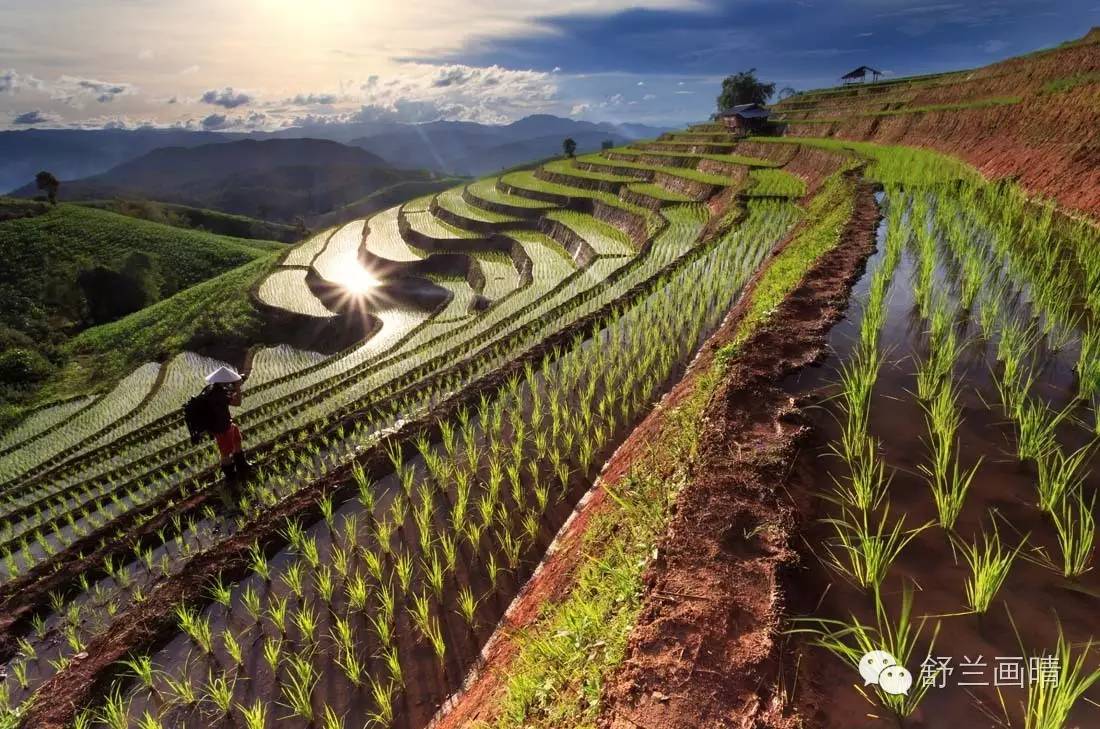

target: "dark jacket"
[205,384,237,434]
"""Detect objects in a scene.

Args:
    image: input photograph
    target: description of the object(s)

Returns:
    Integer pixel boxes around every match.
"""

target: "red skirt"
[213,423,242,459]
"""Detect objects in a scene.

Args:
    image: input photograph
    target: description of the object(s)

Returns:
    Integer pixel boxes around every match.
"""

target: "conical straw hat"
[205,366,242,385]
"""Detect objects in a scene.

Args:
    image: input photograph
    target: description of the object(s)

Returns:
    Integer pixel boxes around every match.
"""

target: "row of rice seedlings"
[822,191,933,593]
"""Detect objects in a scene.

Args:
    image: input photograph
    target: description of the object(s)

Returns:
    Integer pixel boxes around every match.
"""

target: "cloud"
[11,109,61,125]
[200,110,268,130]
[1,69,45,94]
[636,81,645,86]
[201,87,252,108]
[289,93,339,105]
[351,62,557,124]
[642,93,656,100]
[569,102,590,116]
[981,39,1008,53]
[138,49,155,60]
[52,76,137,105]
[179,65,200,75]
[201,112,229,130]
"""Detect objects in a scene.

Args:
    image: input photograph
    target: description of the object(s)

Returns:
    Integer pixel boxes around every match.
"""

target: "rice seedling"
[1049,487,1096,578]
[956,523,1023,613]
[239,700,267,729]
[821,505,930,590]
[203,669,235,716]
[790,585,941,720]
[367,676,395,727]
[280,651,319,721]
[96,686,130,729]
[1014,619,1100,729]
[1035,443,1092,513]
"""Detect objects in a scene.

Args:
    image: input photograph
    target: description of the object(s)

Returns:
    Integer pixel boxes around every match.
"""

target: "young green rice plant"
[282,561,306,601]
[280,651,318,721]
[314,565,335,606]
[383,645,404,688]
[293,602,320,646]
[268,594,289,637]
[223,630,244,667]
[1023,628,1100,729]
[207,577,233,609]
[1076,325,1100,402]
[456,585,479,628]
[248,542,271,583]
[394,550,414,593]
[176,604,213,654]
[163,671,197,706]
[136,711,165,729]
[790,584,940,721]
[821,505,930,591]
[96,684,131,729]
[422,550,447,602]
[367,676,395,727]
[956,522,1023,613]
[120,654,157,693]
[829,434,890,513]
[239,700,267,729]
[203,669,235,716]
[1014,398,1072,462]
[1049,487,1096,578]
[263,637,282,675]
[322,706,346,729]
[1035,443,1092,513]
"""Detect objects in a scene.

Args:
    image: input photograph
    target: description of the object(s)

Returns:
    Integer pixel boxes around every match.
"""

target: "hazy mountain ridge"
[12,138,437,222]
[1,115,670,192]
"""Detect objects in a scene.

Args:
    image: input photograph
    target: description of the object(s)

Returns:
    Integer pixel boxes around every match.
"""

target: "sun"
[337,266,380,294]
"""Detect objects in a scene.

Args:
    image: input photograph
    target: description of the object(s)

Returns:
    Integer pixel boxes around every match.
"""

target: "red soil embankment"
[776,29,1100,219]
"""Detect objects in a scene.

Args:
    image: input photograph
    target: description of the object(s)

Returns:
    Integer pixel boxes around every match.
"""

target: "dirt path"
[597,183,881,729]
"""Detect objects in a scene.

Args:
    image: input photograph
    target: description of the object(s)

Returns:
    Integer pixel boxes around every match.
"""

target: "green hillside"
[53,253,280,401]
[76,199,302,243]
[0,198,281,421]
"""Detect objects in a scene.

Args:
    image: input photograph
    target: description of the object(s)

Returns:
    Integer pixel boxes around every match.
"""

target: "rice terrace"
[0,6,1099,729]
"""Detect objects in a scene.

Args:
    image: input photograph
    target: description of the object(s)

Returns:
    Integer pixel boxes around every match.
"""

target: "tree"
[77,252,162,325]
[716,69,775,112]
[601,139,614,150]
[562,138,577,158]
[35,171,60,205]
[778,86,798,101]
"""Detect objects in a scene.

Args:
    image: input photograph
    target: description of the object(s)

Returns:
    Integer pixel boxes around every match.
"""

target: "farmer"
[202,366,254,502]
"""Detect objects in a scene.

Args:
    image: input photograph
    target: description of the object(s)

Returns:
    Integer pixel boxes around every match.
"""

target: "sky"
[1,0,1098,131]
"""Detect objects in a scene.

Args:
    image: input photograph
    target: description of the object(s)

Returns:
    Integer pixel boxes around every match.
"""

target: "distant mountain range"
[348,114,668,176]
[1,115,670,193]
[11,138,441,223]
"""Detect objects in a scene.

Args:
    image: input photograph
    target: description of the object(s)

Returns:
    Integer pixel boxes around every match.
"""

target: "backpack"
[183,387,216,444]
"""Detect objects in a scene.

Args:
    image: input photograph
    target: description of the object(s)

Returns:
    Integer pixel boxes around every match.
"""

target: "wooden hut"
[841,66,883,84]
[716,103,772,135]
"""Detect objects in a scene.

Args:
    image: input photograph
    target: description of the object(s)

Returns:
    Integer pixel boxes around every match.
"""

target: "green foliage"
[1040,71,1100,95]
[0,199,279,406]
[50,254,278,400]
[78,199,299,243]
[727,170,854,347]
[716,68,775,110]
[747,168,807,198]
